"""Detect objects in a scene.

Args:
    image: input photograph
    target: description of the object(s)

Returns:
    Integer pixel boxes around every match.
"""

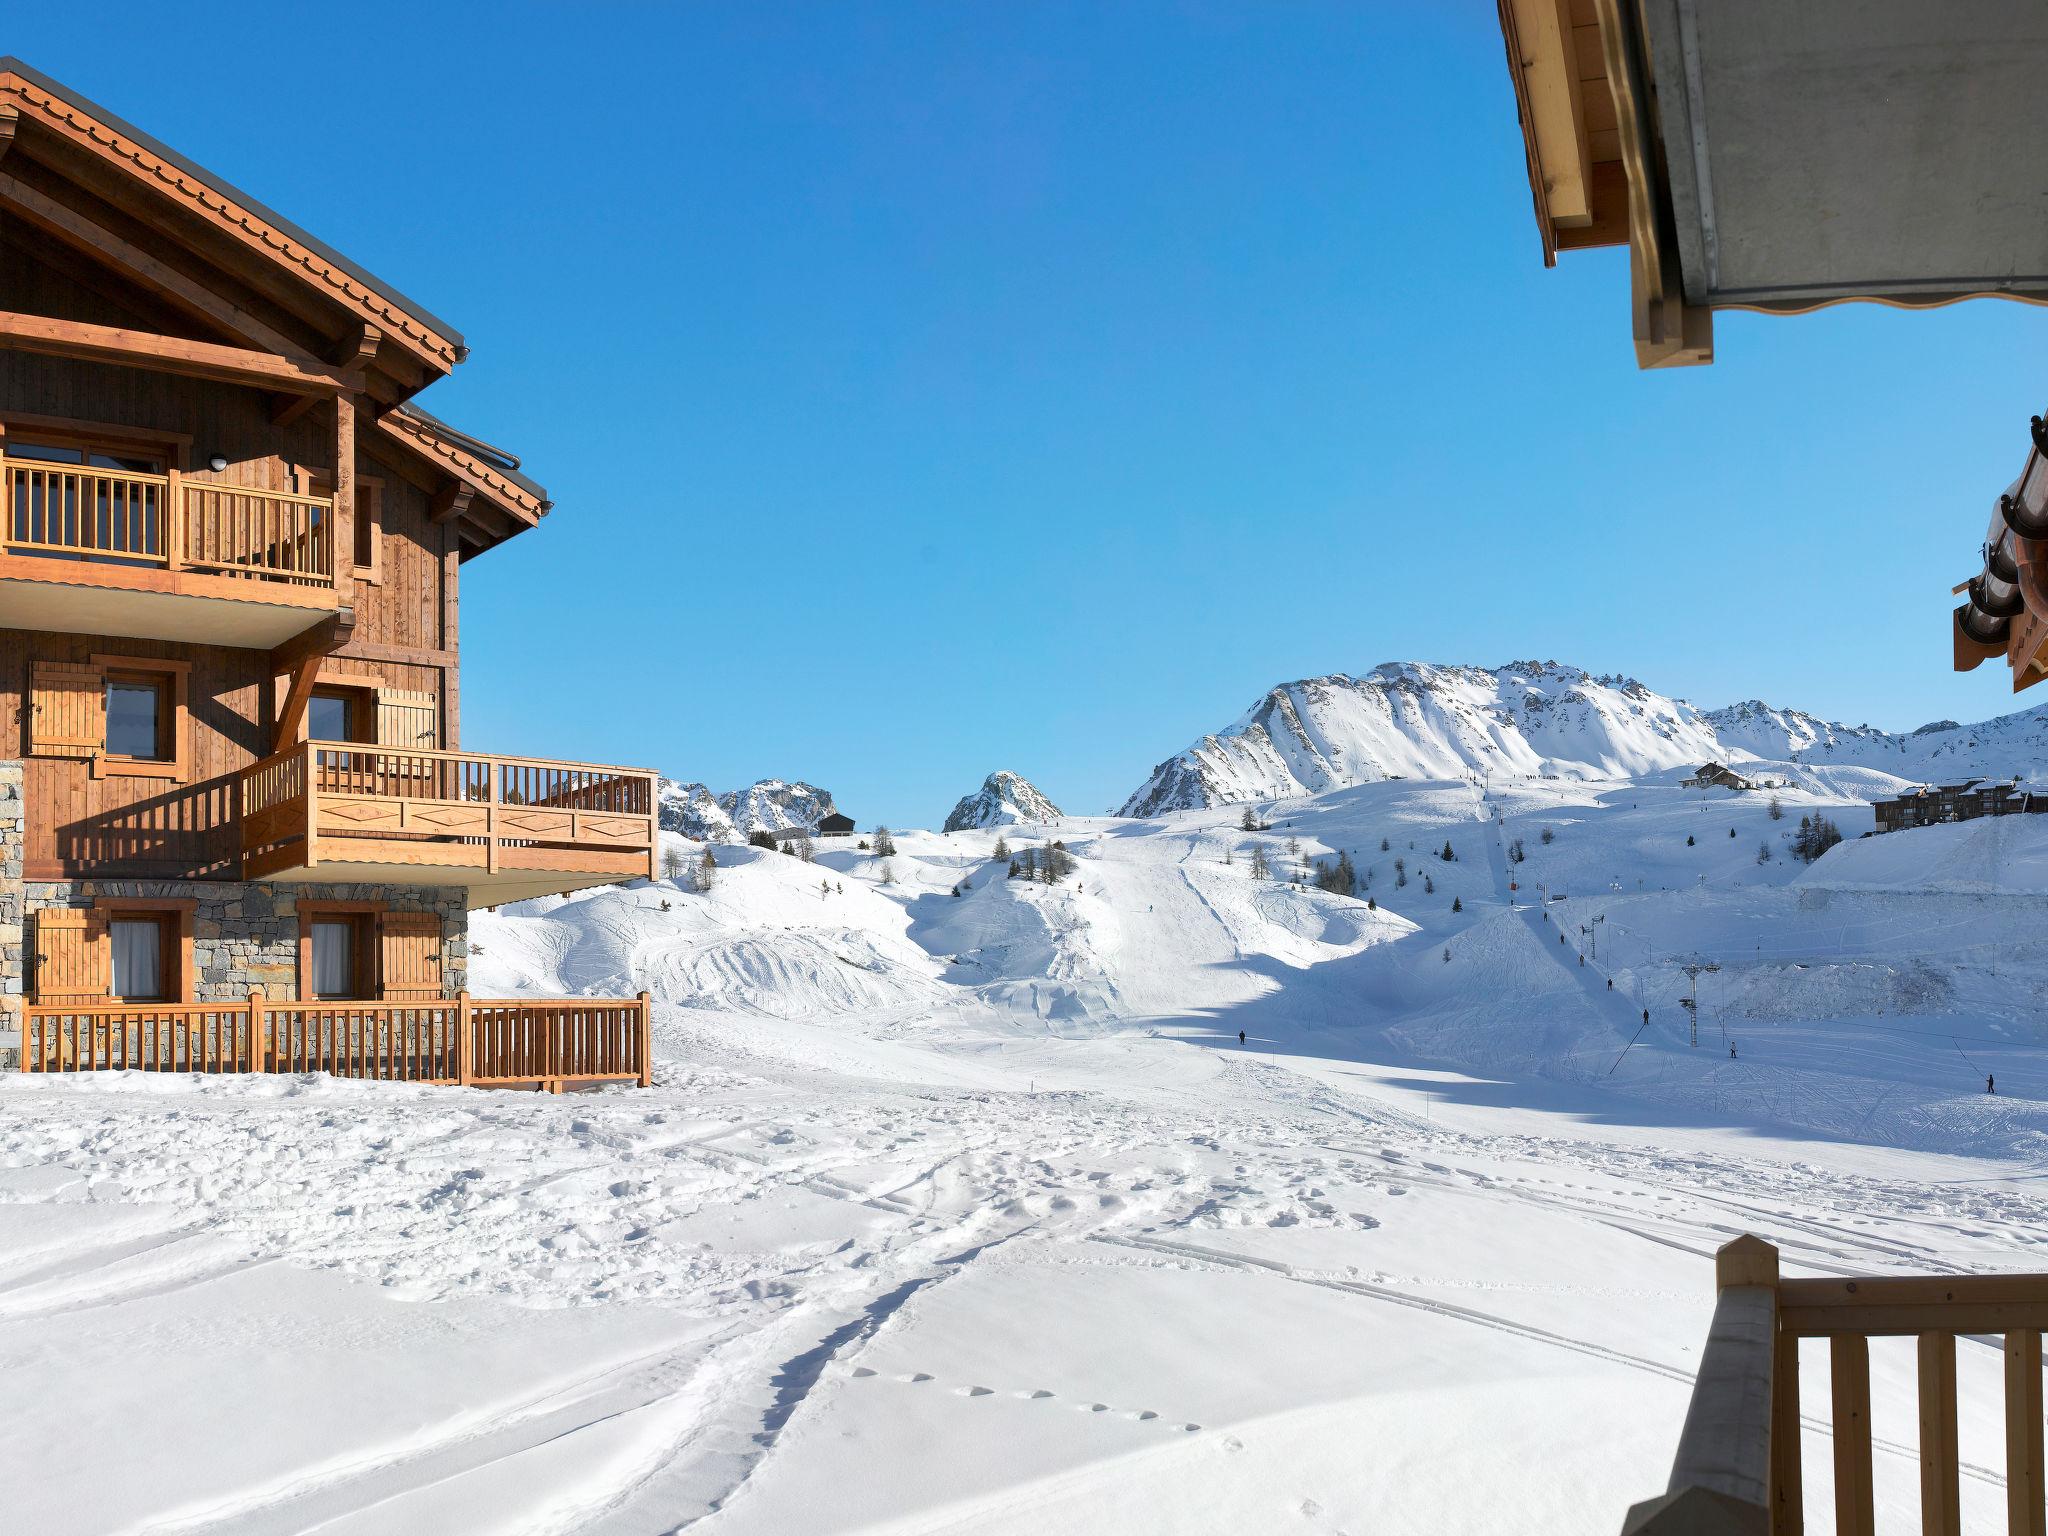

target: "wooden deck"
[21,991,653,1091]
[1622,1235,2048,1535]
[242,742,660,905]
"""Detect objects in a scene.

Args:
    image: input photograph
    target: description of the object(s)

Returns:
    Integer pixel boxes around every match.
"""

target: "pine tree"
[993,833,1009,861]
[1768,796,1784,822]
[1286,835,1300,856]
[1424,874,1434,894]
[880,860,896,884]
[873,826,898,857]
[1441,840,1455,862]
[662,845,686,881]
[1380,837,1390,852]
[1240,806,1258,832]
[797,836,816,862]
[1451,895,1463,913]
[1686,834,1694,846]
[1540,827,1555,845]
[1729,827,1737,838]
[1249,843,1272,879]
[821,878,831,898]
[1756,839,1772,864]
[695,846,717,891]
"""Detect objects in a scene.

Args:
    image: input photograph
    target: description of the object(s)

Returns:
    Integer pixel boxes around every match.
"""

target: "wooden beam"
[273,652,323,751]
[268,611,355,678]
[339,322,383,369]
[429,481,474,524]
[333,394,357,591]
[0,311,347,395]
[0,172,318,361]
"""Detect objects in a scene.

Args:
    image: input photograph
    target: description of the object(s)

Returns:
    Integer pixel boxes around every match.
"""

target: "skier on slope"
[1238,1030,1246,1045]
[1989,1074,1997,1094]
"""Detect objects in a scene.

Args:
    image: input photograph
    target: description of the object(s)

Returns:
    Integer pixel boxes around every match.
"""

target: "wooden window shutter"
[29,661,105,758]
[378,911,443,1001]
[375,689,438,751]
[34,908,109,1003]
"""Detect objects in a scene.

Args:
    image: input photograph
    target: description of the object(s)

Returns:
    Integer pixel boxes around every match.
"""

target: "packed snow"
[8,764,2048,1532]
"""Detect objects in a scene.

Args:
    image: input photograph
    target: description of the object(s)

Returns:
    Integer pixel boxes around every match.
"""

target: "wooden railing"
[1623,1235,2048,1536]
[3,455,332,586]
[22,991,653,1091]
[240,742,659,878]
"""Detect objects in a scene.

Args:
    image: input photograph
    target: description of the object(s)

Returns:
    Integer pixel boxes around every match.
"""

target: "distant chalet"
[817,812,856,837]
[1683,762,1757,792]
[1873,779,2048,834]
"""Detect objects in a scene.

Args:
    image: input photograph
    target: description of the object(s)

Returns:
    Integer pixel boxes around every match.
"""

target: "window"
[307,688,370,743]
[105,675,168,759]
[109,917,166,1001]
[88,655,189,779]
[298,902,380,1001]
[310,920,356,999]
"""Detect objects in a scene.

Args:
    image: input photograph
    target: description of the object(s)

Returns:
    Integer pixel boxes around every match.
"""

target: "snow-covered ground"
[7,779,2048,1532]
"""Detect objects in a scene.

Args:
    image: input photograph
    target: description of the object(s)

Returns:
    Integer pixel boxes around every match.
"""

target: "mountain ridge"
[1121,661,2048,815]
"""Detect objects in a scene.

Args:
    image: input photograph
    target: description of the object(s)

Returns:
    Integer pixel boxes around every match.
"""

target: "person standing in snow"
[1238,1030,1246,1045]
[1989,1074,1996,1094]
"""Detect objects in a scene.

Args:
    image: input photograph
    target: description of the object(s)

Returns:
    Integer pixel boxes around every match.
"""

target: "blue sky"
[17,5,2048,825]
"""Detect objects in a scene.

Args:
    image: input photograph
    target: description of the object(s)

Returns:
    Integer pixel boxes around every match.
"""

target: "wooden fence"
[21,991,652,1092]
[1623,1235,2048,1536]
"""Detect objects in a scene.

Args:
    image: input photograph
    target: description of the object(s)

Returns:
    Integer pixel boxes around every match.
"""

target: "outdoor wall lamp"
[207,453,228,472]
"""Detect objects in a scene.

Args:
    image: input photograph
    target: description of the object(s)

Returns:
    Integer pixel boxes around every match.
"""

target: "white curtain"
[110,918,161,1000]
[312,921,353,998]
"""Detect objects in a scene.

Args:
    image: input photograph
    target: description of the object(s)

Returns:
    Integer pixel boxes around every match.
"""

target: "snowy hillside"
[18,768,2048,1533]
[942,770,1063,831]
[1123,659,2048,813]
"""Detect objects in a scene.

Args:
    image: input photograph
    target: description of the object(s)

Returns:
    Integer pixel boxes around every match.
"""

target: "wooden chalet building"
[1681,762,1753,793]
[1,58,653,1088]
[1492,9,2048,1532]
[817,812,856,837]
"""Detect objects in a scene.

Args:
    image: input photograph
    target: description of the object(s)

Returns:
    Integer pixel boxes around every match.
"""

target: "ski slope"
[6,779,2048,1533]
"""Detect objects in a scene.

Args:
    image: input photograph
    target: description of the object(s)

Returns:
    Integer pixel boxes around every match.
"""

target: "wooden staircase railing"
[1624,1235,2048,1536]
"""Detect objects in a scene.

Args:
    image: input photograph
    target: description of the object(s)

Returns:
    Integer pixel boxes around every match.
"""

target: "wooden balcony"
[1622,1235,2047,1535]
[0,453,340,645]
[21,991,653,1092]
[241,742,660,906]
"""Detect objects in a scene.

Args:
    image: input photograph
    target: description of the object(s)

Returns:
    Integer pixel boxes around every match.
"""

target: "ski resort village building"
[1496,7,2048,1532]
[0,59,654,1087]
[1871,779,2048,836]
[1680,762,1753,793]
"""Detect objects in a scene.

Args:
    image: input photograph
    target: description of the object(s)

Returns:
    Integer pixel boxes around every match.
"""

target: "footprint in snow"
[960,1385,994,1397]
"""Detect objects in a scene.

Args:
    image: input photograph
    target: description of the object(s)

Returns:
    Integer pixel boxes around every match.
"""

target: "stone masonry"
[0,761,23,1067]
[23,879,468,1004]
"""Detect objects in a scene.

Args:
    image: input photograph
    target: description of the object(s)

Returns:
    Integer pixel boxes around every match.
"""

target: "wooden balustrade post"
[2009,1329,2047,1536]
[1918,1332,1961,1536]
[455,990,472,1087]
[1831,1335,1875,1536]
[248,990,265,1074]
[634,991,651,1089]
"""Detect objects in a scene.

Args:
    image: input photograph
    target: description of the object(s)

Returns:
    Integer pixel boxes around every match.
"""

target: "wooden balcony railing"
[21,991,653,1091]
[3,454,332,586]
[1623,1235,2048,1536]
[241,743,660,885]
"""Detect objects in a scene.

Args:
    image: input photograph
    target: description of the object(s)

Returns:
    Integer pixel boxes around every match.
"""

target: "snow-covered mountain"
[1121,661,2048,814]
[658,778,836,842]
[942,771,1063,831]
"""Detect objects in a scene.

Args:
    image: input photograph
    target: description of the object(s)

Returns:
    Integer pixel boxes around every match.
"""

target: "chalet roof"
[0,57,551,557]
[0,58,463,374]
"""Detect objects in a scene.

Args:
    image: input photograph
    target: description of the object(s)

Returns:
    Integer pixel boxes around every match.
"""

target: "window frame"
[296,900,383,1001]
[93,897,195,1005]
[89,653,190,780]
[306,686,373,744]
